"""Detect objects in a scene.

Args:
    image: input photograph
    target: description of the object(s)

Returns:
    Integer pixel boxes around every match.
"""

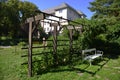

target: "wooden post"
[28,21,32,77]
[69,29,73,63]
[26,13,44,77]
[53,26,58,66]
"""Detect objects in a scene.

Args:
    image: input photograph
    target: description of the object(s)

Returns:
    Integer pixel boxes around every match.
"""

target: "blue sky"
[27,0,94,19]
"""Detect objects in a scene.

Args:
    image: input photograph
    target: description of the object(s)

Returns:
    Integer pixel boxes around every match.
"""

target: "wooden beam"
[21,46,53,49]
[26,14,44,23]
[67,25,82,30]
[32,20,40,33]
[67,26,74,29]
[36,10,81,25]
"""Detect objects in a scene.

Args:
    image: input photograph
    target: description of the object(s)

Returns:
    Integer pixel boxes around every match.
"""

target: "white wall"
[55,8,67,19]
[41,8,82,34]
[55,8,68,26]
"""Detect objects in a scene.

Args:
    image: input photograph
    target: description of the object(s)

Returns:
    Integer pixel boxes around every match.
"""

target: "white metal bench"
[82,48,103,66]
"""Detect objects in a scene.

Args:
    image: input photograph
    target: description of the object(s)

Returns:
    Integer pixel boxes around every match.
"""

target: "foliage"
[62,26,69,37]
[88,0,120,53]
[72,18,106,49]
[89,0,120,19]
[47,34,70,66]
[62,25,80,40]
[0,0,38,38]
[18,0,38,23]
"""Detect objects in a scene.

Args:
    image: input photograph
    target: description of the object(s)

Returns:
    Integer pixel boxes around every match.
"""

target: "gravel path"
[0,46,11,48]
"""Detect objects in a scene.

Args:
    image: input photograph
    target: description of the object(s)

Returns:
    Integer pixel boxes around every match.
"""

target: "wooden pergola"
[23,10,82,77]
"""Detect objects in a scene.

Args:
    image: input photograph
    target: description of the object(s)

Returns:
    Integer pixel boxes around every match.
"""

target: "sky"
[25,0,94,19]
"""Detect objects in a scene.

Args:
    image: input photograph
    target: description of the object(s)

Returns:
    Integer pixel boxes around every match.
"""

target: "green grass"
[0,46,120,80]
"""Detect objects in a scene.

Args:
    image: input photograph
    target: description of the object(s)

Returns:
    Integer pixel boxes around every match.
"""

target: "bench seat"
[84,54,103,61]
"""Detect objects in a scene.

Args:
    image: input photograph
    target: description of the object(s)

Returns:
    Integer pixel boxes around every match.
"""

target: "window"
[59,10,62,13]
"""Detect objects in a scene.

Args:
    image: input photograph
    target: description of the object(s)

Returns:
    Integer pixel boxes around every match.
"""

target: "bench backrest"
[82,48,96,54]
[82,48,96,60]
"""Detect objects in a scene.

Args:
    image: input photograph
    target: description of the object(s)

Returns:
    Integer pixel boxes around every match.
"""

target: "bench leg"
[90,62,92,66]
[89,60,92,66]
[100,56,103,61]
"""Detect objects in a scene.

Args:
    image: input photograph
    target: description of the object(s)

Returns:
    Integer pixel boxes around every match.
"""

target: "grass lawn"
[0,46,120,80]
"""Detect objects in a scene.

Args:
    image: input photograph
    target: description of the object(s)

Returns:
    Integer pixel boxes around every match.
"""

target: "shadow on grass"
[97,41,120,59]
[71,58,110,76]
[34,57,110,77]
[36,65,94,75]
[92,58,110,76]
[0,39,18,46]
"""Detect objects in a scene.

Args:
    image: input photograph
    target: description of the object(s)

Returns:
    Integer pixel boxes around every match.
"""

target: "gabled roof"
[43,3,86,17]
[43,3,67,14]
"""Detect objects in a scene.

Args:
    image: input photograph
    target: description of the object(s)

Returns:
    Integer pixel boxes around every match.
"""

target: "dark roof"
[43,3,86,17]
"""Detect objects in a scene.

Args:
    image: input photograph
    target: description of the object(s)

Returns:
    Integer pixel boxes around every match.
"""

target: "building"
[41,3,86,34]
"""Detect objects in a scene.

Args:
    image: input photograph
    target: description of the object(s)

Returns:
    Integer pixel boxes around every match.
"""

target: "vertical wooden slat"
[53,26,58,66]
[69,29,73,63]
[43,37,48,66]
[28,22,32,77]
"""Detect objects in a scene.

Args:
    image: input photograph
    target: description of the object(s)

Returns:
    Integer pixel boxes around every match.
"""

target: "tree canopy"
[0,0,38,38]
[89,0,120,42]
[70,0,120,54]
[89,0,120,19]
[69,0,120,50]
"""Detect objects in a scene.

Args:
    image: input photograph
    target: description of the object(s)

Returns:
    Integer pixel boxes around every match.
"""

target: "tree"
[73,18,106,49]
[89,0,120,19]
[0,0,38,38]
[89,0,120,53]
[18,1,38,23]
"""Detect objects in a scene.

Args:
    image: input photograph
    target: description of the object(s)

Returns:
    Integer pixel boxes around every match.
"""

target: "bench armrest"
[96,50,103,55]
[84,54,90,57]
